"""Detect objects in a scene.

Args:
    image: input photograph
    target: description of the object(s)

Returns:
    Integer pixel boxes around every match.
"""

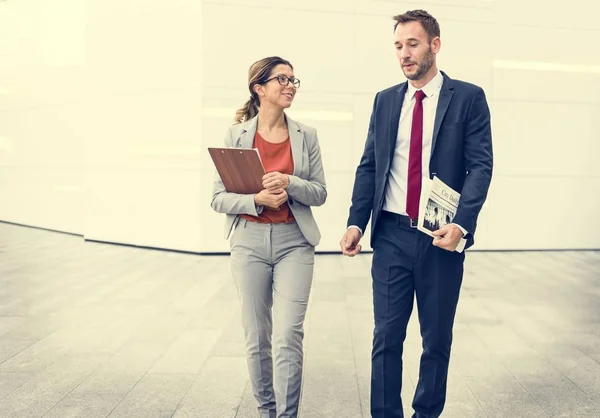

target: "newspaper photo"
[418,176,466,253]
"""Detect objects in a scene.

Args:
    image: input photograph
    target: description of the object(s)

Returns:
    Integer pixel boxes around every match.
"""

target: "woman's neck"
[257,105,286,133]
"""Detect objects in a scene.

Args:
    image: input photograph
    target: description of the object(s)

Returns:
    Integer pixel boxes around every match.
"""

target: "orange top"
[241,131,295,224]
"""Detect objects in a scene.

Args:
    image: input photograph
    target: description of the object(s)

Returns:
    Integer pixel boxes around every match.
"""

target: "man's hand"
[340,228,362,257]
[262,172,290,191]
[254,189,288,209]
[432,224,464,251]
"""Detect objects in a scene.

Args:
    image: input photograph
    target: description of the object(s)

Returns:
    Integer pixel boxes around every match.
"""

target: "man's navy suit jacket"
[347,71,493,249]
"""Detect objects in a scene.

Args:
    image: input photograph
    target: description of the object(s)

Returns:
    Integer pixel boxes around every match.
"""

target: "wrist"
[451,223,467,237]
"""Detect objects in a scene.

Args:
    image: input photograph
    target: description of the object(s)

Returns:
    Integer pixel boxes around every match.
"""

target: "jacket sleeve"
[347,93,379,232]
[452,87,493,235]
[286,126,327,207]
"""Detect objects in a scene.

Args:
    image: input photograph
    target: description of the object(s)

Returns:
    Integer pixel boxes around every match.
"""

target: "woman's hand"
[262,172,290,191]
[254,188,288,209]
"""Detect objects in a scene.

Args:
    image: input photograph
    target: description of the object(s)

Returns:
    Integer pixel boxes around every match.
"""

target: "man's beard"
[403,47,435,80]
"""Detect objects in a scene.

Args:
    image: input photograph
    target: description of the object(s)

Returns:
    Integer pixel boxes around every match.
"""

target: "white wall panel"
[366,0,491,9]
[86,2,202,95]
[88,0,199,17]
[84,91,203,170]
[492,25,600,68]
[0,167,83,234]
[203,0,356,13]
[0,103,86,234]
[202,3,359,95]
[83,86,204,250]
[0,0,86,235]
[81,1,204,252]
[85,169,203,251]
[496,0,598,31]
[1,0,598,251]
[493,69,600,105]
[475,176,600,250]
[492,101,600,177]
[357,1,494,24]
[0,105,84,167]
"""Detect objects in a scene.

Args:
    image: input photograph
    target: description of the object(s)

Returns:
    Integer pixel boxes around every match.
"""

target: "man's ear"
[431,36,441,54]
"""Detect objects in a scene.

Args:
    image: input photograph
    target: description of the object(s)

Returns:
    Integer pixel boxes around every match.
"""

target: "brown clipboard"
[208,147,266,194]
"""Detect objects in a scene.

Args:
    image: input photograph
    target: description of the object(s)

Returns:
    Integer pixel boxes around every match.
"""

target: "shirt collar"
[407,70,443,100]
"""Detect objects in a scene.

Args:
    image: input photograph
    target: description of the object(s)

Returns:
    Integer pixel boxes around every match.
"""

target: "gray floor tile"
[43,393,124,418]
[301,301,362,418]
[172,357,248,418]
[107,373,196,418]
[73,341,170,395]
[149,329,221,374]
[0,371,37,400]
[0,354,104,417]
[0,223,599,418]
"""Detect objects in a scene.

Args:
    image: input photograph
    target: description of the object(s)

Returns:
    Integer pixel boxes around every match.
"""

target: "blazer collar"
[235,113,304,176]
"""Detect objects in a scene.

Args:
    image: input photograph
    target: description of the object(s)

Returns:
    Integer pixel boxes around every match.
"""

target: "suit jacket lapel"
[388,83,407,168]
[237,116,258,148]
[431,73,454,156]
[286,115,303,176]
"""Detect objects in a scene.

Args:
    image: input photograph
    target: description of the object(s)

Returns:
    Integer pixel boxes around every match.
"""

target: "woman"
[211,56,327,418]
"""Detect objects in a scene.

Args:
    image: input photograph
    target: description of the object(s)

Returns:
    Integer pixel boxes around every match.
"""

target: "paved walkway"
[1,222,599,417]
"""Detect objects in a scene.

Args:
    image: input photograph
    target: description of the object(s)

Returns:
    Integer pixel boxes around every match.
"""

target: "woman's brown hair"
[234,56,294,124]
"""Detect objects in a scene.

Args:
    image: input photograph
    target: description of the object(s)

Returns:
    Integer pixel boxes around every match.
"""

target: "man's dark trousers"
[370,211,465,418]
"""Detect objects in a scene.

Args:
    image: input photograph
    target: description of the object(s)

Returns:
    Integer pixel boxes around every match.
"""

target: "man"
[339,9,493,418]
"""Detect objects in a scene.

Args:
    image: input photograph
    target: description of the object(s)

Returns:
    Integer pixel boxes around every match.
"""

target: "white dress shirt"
[350,70,467,237]
[383,70,443,215]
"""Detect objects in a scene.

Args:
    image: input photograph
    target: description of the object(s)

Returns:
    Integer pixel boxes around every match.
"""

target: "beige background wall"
[1,0,598,252]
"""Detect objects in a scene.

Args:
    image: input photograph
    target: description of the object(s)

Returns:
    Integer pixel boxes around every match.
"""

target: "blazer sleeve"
[286,127,327,207]
[347,93,379,232]
[210,127,263,216]
[452,87,493,235]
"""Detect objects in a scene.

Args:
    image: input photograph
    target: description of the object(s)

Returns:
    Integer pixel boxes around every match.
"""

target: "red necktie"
[406,89,426,220]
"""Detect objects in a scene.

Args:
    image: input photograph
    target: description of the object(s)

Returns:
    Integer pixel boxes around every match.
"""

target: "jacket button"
[288,199,294,205]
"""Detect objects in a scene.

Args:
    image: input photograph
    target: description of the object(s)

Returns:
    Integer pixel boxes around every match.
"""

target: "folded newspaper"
[417,176,466,253]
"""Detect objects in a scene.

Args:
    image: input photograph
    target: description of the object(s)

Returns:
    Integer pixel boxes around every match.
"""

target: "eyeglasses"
[262,74,301,89]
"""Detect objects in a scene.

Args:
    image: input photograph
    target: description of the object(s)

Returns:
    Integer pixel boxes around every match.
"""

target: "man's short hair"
[393,9,440,41]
